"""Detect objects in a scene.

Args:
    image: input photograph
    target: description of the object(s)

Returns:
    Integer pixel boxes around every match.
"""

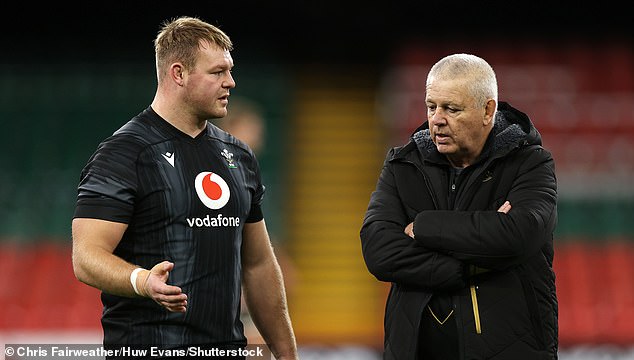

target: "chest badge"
[482,170,494,183]
[221,149,238,169]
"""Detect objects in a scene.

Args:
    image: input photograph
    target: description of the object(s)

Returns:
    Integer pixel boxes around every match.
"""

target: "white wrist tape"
[130,268,145,296]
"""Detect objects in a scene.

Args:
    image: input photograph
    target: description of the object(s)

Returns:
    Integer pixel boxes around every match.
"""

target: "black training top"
[74,106,265,347]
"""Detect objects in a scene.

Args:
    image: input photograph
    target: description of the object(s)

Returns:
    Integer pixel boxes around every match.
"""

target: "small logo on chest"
[221,149,237,168]
[482,171,494,183]
[162,152,175,167]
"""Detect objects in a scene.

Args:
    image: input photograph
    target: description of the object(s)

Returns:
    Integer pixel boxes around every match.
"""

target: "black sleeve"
[245,150,265,223]
[246,203,263,223]
[73,135,139,224]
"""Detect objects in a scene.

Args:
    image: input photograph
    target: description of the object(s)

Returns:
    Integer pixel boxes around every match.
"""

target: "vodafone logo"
[194,172,230,209]
[189,171,239,228]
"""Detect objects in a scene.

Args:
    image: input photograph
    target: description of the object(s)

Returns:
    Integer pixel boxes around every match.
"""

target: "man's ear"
[483,99,497,126]
[170,63,185,86]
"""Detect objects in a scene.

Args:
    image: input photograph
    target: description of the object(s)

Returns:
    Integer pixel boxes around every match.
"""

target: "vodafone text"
[187,214,240,228]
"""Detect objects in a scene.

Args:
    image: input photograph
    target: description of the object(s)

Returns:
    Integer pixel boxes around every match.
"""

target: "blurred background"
[1,2,633,359]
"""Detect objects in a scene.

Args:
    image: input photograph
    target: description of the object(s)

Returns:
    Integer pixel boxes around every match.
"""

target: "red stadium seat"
[0,242,103,331]
[555,240,634,346]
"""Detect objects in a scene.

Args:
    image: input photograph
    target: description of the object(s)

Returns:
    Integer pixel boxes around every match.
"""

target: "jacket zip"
[470,284,482,334]
[398,155,486,336]
[398,158,440,356]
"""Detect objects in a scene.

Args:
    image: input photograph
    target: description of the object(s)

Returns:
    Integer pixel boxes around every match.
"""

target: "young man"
[361,53,558,359]
[72,16,297,359]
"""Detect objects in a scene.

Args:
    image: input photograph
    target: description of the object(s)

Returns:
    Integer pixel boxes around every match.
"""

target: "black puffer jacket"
[360,102,558,359]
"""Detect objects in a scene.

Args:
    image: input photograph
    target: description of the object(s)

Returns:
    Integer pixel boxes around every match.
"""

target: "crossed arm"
[363,146,556,284]
[404,201,512,238]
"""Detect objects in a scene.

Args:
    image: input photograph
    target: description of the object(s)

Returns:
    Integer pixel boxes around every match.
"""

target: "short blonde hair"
[154,16,233,82]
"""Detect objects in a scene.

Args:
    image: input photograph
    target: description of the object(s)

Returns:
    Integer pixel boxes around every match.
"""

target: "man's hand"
[404,222,415,239]
[403,201,512,239]
[136,261,188,313]
[498,200,512,214]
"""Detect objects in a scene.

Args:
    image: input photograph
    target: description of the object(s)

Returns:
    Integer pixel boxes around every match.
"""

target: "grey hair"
[426,53,498,109]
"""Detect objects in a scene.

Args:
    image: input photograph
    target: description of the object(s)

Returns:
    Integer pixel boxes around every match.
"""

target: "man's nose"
[223,73,236,89]
[429,109,447,125]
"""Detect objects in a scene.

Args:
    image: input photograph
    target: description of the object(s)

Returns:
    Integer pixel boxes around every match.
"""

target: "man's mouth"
[435,134,450,142]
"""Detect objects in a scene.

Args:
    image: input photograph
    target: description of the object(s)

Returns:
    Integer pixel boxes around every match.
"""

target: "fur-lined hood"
[393,101,541,163]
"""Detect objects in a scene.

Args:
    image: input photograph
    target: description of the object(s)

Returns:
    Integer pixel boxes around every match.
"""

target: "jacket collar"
[390,101,539,165]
